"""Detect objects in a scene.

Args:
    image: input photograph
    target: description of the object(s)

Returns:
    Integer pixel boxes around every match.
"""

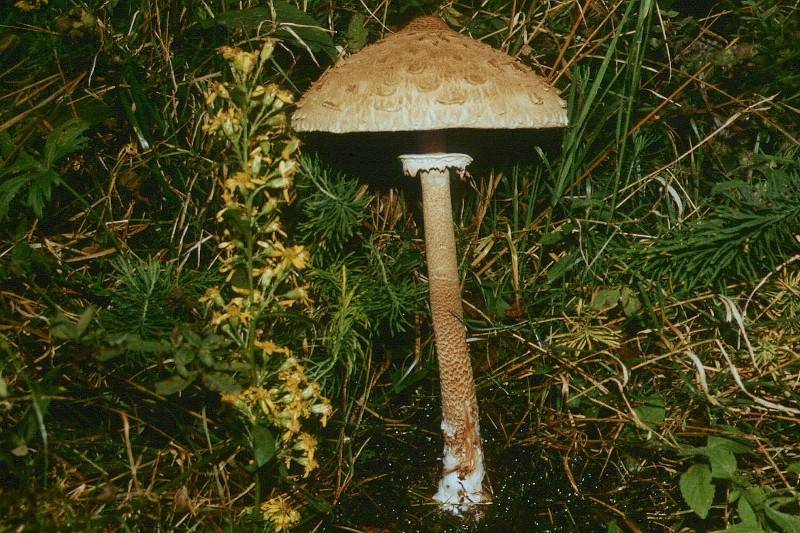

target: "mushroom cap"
[292,16,568,133]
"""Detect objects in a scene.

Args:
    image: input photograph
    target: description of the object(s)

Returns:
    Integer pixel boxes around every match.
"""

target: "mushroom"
[292,15,568,515]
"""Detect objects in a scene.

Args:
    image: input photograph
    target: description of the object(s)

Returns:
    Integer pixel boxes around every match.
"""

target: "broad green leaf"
[73,306,96,339]
[126,338,170,353]
[198,347,215,368]
[708,447,737,479]
[302,490,333,514]
[346,12,369,51]
[708,436,751,455]
[765,506,800,533]
[635,394,666,424]
[202,4,336,60]
[737,497,759,526]
[201,371,240,394]
[181,329,203,347]
[590,287,620,312]
[786,462,800,474]
[680,464,715,519]
[252,424,276,467]
[539,228,569,245]
[27,169,61,218]
[744,486,766,508]
[175,346,196,367]
[50,312,80,341]
[606,521,624,533]
[155,374,194,395]
[724,524,764,533]
[620,286,642,316]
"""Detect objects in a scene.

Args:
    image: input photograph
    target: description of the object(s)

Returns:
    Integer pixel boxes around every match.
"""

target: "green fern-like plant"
[99,256,216,345]
[639,165,800,290]
[297,156,369,257]
[0,118,89,220]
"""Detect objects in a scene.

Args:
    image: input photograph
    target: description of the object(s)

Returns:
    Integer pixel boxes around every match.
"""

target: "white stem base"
[433,423,487,515]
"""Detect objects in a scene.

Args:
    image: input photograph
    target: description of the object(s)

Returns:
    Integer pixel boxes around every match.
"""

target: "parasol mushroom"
[292,15,568,514]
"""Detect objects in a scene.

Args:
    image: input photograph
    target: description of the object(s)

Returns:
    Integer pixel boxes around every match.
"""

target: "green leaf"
[302,490,333,514]
[346,13,369,51]
[635,394,666,424]
[787,462,800,474]
[0,175,29,220]
[708,447,738,479]
[73,306,96,338]
[708,436,751,455]
[252,424,276,467]
[95,346,124,362]
[201,371,240,394]
[539,229,567,245]
[765,506,800,533]
[680,464,715,519]
[126,338,170,353]
[737,497,759,526]
[27,169,61,218]
[589,287,620,312]
[724,524,764,533]
[50,312,82,341]
[606,521,624,533]
[43,118,89,166]
[175,346,196,367]
[620,286,642,317]
[744,486,767,508]
[547,252,579,283]
[198,346,215,368]
[202,4,337,60]
[155,374,195,395]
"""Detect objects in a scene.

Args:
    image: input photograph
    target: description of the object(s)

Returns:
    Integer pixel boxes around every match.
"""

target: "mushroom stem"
[401,153,486,514]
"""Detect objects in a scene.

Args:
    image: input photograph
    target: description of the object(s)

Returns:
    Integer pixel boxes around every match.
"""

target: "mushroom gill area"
[300,127,564,187]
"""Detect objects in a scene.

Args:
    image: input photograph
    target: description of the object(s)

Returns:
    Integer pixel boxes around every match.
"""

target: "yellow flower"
[198,287,225,308]
[203,108,240,136]
[293,432,319,477]
[219,46,257,75]
[225,171,265,191]
[278,287,311,308]
[220,392,240,405]
[14,0,47,11]
[278,159,298,178]
[205,82,230,105]
[311,400,332,427]
[281,138,300,160]
[269,243,309,270]
[260,495,301,532]
[254,339,289,356]
[260,40,276,63]
[210,302,252,326]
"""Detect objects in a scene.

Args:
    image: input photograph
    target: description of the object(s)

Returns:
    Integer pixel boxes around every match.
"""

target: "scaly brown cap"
[292,16,568,133]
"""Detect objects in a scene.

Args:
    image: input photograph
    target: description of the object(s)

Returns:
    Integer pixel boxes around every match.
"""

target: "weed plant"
[1,0,799,531]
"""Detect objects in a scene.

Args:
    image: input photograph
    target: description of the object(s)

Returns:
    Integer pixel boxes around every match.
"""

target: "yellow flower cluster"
[260,494,301,532]
[202,41,330,527]
[14,0,47,11]
[222,356,331,477]
[200,41,311,334]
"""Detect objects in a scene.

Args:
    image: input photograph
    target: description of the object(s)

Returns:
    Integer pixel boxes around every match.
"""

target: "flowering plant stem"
[201,41,330,530]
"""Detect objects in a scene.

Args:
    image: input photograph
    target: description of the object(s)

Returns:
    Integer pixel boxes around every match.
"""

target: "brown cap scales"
[292,16,568,133]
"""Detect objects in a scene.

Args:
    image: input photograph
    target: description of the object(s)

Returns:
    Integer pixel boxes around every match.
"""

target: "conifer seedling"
[292,15,568,515]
